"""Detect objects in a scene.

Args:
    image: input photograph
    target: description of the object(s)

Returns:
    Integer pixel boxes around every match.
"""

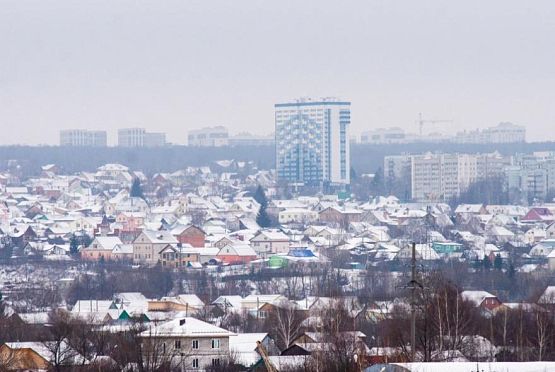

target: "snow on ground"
[388,362,555,372]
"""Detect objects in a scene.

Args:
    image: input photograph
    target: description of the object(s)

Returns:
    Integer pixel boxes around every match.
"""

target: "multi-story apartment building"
[228,132,275,146]
[454,122,525,144]
[385,152,509,202]
[188,126,229,147]
[360,127,407,144]
[275,97,350,186]
[505,152,555,201]
[144,132,167,147]
[118,128,166,147]
[59,129,107,146]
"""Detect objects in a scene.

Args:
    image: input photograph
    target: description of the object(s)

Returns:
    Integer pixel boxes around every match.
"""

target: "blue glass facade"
[275,99,350,186]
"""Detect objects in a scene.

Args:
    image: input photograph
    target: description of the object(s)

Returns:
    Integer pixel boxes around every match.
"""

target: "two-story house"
[140,317,236,370]
[250,230,290,259]
[133,230,178,266]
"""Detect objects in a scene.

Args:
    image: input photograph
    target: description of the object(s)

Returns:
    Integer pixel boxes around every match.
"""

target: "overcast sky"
[1,0,554,145]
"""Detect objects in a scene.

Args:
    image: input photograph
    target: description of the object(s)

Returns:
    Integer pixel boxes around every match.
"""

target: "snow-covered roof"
[460,290,497,307]
[229,332,268,367]
[139,317,235,337]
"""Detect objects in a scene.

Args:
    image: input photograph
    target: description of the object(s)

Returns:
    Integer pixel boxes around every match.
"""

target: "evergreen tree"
[253,185,268,208]
[130,177,144,199]
[508,261,516,279]
[482,255,492,270]
[69,235,80,256]
[254,185,271,227]
[494,253,503,271]
[257,204,272,228]
[81,233,93,248]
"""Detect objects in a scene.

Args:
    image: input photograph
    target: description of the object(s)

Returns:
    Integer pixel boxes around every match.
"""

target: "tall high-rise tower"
[275,97,350,186]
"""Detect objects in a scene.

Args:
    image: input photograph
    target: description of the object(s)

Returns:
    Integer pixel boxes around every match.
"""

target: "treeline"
[3,142,555,177]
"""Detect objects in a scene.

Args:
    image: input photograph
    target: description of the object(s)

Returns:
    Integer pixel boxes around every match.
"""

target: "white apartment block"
[454,122,525,144]
[188,126,229,147]
[275,97,350,186]
[505,152,555,201]
[385,152,509,202]
[59,129,107,146]
[361,127,407,144]
[228,132,274,146]
[118,128,166,147]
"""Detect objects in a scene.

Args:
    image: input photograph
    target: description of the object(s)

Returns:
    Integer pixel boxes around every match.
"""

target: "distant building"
[188,126,229,147]
[229,132,275,146]
[118,128,166,147]
[144,132,167,147]
[505,152,555,201]
[360,127,406,144]
[275,97,351,186]
[454,122,526,144]
[59,129,107,146]
[385,152,510,202]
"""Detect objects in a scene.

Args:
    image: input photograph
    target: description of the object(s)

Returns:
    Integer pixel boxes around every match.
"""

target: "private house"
[529,239,555,257]
[521,207,555,224]
[148,295,205,314]
[133,230,178,266]
[229,333,278,368]
[115,212,145,232]
[111,243,134,261]
[212,296,244,314]
[278,208,319,225]
[9,225,37,247]
[318,207,362,227]
[216,244,257,265]
[461,290,502,311]
[397,244,440,261]
[432,241,463,255]
[158,244,200,269]
[250,230,290,258]
[454,204,487,217]
[0,342,87,370]
[81,236,123,261]
[171,224,206,247]
[241,295,289,318]
[139,317,235,370]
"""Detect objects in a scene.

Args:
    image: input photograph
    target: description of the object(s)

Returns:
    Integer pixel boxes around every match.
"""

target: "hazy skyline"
[1,0,554,145]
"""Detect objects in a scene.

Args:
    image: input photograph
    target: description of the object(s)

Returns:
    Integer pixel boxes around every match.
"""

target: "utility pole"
[404,242,423,362]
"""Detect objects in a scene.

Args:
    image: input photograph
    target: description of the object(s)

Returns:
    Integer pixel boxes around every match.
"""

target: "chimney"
[179,319,186,326]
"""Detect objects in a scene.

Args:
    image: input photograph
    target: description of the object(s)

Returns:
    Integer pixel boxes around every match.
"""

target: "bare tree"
[270,301,303,350]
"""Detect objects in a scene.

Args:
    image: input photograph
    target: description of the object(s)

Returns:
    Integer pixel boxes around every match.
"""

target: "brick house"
[171,225,206,248]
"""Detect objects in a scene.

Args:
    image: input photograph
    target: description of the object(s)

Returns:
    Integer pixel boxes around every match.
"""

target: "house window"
[175,340,181,349]
[259,310,268,319]
[212,358,221,366]
[192,340,199,349]
[211,339,220,349]
[192,358,199,368]
[162,342,166,354]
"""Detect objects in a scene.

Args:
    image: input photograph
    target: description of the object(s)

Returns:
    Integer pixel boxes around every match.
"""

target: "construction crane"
[416,113,453,136]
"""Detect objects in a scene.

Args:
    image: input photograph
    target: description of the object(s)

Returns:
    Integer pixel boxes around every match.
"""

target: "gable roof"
[460,290,498,307]
[137,230,178,244]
